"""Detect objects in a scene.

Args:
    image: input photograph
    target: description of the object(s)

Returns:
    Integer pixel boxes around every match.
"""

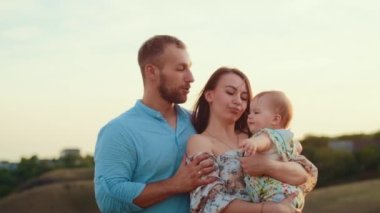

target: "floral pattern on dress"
[188,133,318,213]
[188,150,250,213]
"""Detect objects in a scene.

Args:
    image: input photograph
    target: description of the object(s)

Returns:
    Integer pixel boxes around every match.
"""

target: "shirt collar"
[135,100,183,120]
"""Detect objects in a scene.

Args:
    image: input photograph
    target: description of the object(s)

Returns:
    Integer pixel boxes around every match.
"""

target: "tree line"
[302,130,380,187]
[0,155,93,198]
[1,130,380,198]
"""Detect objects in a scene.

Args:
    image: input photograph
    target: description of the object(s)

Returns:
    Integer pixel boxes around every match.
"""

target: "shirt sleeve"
[189,152,237,213]
[94,121,145,213]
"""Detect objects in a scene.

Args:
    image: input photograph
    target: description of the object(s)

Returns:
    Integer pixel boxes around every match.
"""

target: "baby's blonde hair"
[252,91,293,128]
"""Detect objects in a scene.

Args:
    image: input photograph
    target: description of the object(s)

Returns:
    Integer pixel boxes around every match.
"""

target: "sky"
[1,0,379,161]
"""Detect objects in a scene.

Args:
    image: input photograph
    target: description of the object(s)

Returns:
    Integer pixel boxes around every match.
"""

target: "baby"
[239,90,306,210]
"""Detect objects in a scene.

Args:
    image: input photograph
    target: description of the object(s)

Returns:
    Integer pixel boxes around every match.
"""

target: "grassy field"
[1,168,379,212]
[0,168,98,213]
[304,178,380,213]
[0,180,98,213]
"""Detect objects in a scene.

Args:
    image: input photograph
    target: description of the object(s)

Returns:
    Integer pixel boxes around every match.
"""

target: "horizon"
[2,128,380,163]
[1,0,380,161]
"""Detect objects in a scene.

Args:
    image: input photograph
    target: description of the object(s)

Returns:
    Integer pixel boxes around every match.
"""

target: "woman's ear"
[204,90,214,103]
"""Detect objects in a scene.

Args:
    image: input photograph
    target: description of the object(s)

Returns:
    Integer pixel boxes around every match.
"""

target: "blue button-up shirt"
[94,100,196,212]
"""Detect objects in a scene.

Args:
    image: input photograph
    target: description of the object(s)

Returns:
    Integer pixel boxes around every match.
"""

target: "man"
[94,35,216,212]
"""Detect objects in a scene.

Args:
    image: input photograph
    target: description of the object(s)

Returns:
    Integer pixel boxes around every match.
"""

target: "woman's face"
[206,73,249,123]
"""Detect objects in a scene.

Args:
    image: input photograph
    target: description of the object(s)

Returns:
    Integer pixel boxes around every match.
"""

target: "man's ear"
[144,64,158,81]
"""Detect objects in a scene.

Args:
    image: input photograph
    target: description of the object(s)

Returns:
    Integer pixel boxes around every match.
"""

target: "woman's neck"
[203,115,239,148]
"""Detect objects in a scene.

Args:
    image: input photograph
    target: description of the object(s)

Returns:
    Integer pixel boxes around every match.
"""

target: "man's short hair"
[138,35,186,78]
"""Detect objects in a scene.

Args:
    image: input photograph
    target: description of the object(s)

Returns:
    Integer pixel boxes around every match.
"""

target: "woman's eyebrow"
[225,85,248,93]
[225,85,237,90]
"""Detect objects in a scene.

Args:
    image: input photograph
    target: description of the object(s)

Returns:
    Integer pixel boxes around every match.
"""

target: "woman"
[187,67,316,213]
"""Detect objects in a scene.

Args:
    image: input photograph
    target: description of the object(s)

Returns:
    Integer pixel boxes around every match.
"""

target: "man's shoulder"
[100,107,141,131]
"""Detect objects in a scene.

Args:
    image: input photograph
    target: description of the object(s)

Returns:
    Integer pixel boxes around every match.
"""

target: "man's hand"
[169,153,217,193]
[133,153,217,207]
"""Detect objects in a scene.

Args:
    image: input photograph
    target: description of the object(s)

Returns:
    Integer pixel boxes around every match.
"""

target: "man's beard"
[158,73,187,104]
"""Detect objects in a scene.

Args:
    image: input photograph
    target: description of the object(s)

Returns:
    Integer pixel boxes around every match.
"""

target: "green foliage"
[302,130,380,188]
[372,131,380,140]
[14,156,51,182]
[56,155,94,169]
[0,155,94,198]
[336,133,371,141]
[0,169,15,197]
[355,145,380,171]
[313,148,359,186]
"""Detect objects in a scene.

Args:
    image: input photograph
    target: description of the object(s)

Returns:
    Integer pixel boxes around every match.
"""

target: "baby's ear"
[272,114,282,125]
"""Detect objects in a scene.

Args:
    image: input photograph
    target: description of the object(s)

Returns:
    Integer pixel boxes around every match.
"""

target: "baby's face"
[247,97,276,133]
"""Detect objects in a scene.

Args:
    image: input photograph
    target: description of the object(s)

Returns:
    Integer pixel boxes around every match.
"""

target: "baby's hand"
[239,138,257,156]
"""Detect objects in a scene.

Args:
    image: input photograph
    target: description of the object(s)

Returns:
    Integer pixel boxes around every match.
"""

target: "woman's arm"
[240,154,308,185]
[240,129,309,185]
[222,193,300,213]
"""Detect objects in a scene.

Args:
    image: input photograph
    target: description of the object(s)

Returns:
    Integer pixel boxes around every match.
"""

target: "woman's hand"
[264,193,301,213]
[240,153,272,176]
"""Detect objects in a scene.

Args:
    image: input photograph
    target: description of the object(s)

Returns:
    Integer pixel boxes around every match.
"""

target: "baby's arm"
[239,132,272,156]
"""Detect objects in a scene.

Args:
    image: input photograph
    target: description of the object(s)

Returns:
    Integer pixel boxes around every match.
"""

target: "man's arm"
[240,154,308,185]
[95,123,216,211]
[94,123,145,212]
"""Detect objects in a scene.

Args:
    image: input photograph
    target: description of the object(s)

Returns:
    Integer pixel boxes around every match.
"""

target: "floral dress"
[189,150,250,213]
[188,131,318,213]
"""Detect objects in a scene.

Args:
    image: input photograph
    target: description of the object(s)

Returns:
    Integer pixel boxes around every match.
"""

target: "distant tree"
[59,155,81,168]
[13,156,51,183]
[372,131,380,141]
[355,144,380,172]
[313,148,359,187]
[81,155,94,168]
[0,169,15,197]
[337,133,371,141]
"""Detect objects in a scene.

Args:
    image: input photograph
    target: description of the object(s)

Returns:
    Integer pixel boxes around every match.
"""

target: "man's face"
[157,45,194,104]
